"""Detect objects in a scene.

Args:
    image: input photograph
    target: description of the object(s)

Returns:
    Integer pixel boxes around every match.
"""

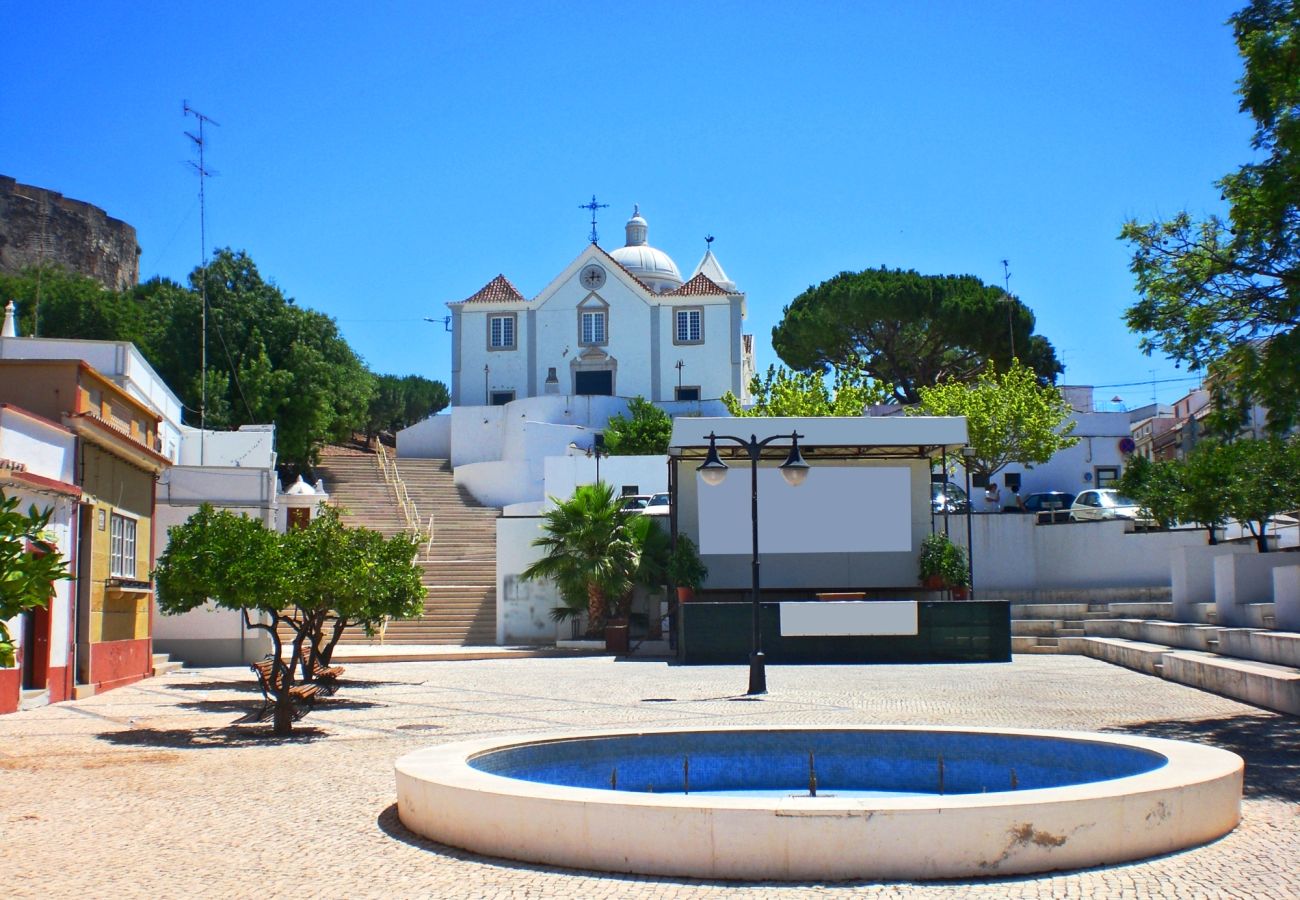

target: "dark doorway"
[21,605,50,690]
[575,370,613,396]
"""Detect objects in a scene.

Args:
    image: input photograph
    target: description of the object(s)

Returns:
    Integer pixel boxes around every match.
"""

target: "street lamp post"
[697,430,810,695]
[961,446,976,594]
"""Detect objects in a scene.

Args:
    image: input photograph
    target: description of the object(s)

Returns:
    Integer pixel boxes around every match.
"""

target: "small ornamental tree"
[1219,437,1300,552]
[603,396,673,456]
[154,505,299,732]
[1179,440,1239,544]
[288,506,425,673]
[0,490,71,668]
[722,365,889,417]
[155,504,425,734]
[910,360,1079,482]
[1117,456,1185,530]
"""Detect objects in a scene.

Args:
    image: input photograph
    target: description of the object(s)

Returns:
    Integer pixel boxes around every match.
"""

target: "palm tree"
[522,483,637,636]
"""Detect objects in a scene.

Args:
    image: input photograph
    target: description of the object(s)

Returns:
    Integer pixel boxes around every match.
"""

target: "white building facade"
[448,208,754,407]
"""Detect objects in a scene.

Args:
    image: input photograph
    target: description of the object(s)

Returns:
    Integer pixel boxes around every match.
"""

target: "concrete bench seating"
[1215,628,1300,668]
[1077,633,1300,716]
[1160,650,1300,716]
[1078,637,1171,676]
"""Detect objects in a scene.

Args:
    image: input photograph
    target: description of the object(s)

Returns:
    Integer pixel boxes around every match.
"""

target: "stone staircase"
[1077,619,1300,715]
[1009,600,1176,654]
[317,445,500,646]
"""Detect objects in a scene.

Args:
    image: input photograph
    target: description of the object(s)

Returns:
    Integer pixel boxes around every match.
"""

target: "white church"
[448,206,753,406]
[400,207,755,510]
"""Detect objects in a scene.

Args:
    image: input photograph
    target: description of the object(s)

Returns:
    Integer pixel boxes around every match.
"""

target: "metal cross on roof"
[579,194,609,244]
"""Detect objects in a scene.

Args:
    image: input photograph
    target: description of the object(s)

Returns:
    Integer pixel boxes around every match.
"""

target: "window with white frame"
[674,308,703,344]
[488,314,516,350]
[109,513,137,578]
[581,310,607,345]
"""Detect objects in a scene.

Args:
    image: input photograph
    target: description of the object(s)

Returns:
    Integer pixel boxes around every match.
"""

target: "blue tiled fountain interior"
[468,730,1167,795]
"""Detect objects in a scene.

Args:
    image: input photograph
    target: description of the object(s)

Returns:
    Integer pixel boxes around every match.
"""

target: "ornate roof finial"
[579,194,609,244]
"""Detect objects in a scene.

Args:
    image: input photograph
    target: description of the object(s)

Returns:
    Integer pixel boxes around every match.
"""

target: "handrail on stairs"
[374,442,424,539]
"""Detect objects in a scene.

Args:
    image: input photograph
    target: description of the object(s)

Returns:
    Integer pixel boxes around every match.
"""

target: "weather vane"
[579,194,609,244]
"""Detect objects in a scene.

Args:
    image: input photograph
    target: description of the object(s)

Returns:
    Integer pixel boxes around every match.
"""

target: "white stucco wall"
[0,409,78,673]
[398,414,451,458]
[985,413,1133,497]
[955,516,1208,592]
[542,455,668,508]
[496,516,562,644]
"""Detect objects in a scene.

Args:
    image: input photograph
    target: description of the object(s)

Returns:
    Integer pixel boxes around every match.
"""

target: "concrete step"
[1011,635,1062,654]
[19,688,48,710]
[151,653,183,676]
[1078,637,1171,676]
[1161,650,1300,716]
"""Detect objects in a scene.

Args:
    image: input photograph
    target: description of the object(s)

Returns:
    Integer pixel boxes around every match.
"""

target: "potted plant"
[668,534,708,602]
[918,532,970,596]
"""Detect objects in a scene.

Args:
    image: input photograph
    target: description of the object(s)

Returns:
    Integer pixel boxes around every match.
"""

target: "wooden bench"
[307,659,345,695]
[250,658,321,721]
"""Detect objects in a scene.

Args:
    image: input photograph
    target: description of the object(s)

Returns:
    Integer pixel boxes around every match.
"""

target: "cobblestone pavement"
[1,655,1296,899]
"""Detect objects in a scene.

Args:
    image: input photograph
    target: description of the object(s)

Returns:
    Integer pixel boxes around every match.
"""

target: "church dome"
[608,206,682,292]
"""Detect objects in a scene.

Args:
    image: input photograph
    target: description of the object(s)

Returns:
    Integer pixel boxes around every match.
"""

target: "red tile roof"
[460,274,526,305]
[663,273,732,297]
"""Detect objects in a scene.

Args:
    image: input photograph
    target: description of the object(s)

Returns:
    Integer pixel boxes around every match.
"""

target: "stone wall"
[0,175,140,290]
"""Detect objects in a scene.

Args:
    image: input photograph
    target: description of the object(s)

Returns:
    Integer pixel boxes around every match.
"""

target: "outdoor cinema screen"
[697,466,912,556]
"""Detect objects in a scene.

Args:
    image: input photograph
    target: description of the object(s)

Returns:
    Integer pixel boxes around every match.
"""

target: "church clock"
[579,264,606,290]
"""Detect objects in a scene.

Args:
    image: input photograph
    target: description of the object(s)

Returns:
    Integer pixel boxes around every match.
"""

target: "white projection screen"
[697,466,912,555]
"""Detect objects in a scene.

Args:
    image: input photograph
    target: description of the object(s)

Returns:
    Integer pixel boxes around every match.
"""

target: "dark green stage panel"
[678,601,1011,664]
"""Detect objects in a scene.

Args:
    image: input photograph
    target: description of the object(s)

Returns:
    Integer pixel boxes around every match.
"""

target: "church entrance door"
[575,370,613,396]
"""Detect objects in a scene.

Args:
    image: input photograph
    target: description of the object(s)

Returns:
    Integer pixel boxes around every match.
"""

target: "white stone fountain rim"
[398,723,1240,811]
[394,724,1244,880]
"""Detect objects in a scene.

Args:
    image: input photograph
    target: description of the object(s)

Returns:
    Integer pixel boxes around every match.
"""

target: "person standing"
[984,479,1002,512]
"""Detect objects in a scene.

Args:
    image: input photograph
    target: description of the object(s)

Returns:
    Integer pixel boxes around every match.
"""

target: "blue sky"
[2,2,1251,408]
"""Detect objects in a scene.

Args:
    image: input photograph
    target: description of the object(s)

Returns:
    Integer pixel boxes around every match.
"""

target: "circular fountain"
[395,725,1242,880]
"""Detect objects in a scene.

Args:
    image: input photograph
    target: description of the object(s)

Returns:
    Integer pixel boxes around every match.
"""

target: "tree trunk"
[586,584,608,638]
[1206,525,1218,545]
[1255,524,1271,553]
[321,617,348,666]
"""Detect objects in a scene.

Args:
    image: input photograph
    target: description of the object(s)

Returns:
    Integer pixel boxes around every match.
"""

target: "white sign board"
[697,466,912,555]
[779,601,919,636]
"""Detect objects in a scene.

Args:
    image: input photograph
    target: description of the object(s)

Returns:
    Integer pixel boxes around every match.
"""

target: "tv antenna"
[1001,258,1015,360]
[185,101,220,459]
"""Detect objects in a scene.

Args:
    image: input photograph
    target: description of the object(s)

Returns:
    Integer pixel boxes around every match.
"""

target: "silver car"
[1069,489,1151,524]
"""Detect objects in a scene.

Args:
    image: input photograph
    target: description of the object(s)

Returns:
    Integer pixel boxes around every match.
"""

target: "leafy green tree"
[910,360,1079,481]
[522,484,639,636]
[286,506,425,672]
[365,374,451,439]
[1180,441,1237,544]
[154,505,299,733]
[1117,455,1185,530]
[723,365,889,417]
[155,504,425,733]
[772,268,1062,404]
[4,251,377,468]
[1219,437,1300,551]
[1122,0,1300,434]
[0,491,71,668]
[603,396,673,455]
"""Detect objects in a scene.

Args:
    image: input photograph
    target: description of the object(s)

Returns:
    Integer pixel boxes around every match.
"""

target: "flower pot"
[676,586,695,603]
[922,575,946,591]
[950,586,970,601]
[604,618,630,655]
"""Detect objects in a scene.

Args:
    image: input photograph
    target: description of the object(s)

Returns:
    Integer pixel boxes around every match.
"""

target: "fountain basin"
[395,725,1242,880]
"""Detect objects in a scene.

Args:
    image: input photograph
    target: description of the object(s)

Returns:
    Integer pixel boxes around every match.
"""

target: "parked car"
[642,492,671,516]
[1022,491,1076,514]
[931,482,970,514]
[620,495,652,512]
[1069,489,1153,525]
